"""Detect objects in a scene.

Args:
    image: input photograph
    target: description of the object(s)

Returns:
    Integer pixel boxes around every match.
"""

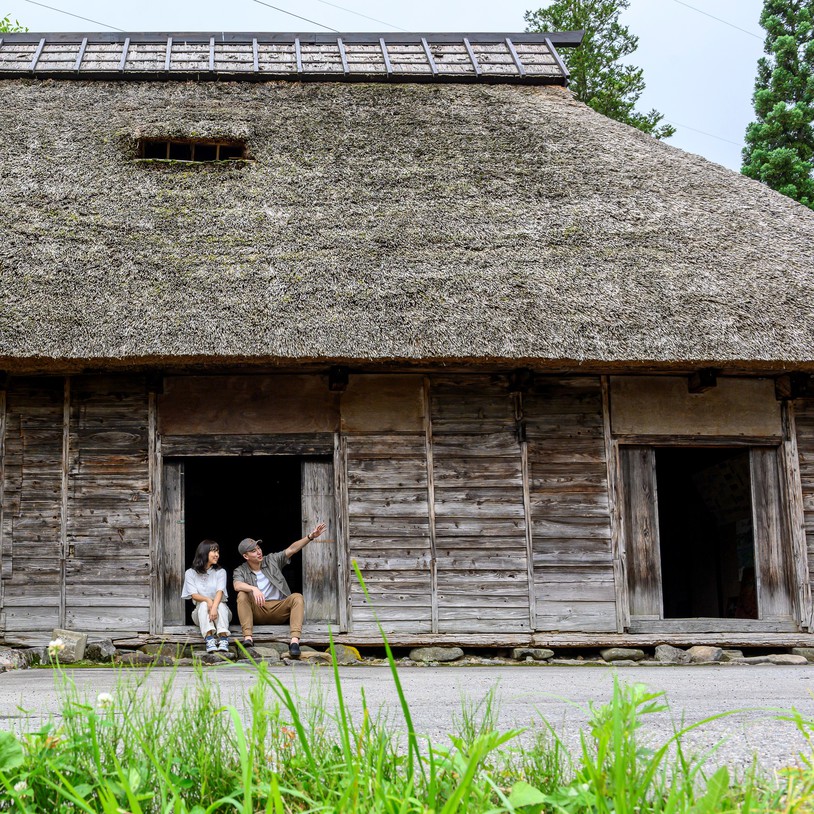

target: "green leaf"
[507,780,548,807]
[691,766,730,814]
[0,730,24,771]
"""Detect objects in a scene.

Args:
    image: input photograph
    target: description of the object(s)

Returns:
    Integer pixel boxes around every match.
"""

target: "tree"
[0,14,26,32]
[525,0,674,139]
[742,1,814,209]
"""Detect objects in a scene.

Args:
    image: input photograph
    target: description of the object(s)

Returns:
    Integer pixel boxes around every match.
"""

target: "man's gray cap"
[238,538,261,555]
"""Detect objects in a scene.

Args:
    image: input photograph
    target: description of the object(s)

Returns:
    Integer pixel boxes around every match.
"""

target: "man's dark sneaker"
[288,641,301,659]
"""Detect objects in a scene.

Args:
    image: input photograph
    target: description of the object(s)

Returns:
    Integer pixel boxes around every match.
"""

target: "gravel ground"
[1,663,812,775]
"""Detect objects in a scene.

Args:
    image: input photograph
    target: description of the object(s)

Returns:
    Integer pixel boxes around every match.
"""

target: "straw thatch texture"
[1,78,813,371]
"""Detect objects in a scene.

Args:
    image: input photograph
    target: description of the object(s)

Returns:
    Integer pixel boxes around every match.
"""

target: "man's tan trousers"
[236,591,304,639]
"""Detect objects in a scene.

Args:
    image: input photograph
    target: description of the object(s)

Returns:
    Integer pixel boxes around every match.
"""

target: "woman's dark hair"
[192,539,220,574]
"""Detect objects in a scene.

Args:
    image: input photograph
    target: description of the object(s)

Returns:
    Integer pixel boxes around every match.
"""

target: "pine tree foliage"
[525,0,674,139]
[742,0,814,209]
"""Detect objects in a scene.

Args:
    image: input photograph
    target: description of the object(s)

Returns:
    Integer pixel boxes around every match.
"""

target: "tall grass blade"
[329,625,354,768]
[352,558,424,784]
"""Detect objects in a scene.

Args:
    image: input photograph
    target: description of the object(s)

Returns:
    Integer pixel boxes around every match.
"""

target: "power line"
[666,120,743,147]
[252,0,339,32]
[313,0,407,32]
[669,0,763,40]
[24,0,124,31]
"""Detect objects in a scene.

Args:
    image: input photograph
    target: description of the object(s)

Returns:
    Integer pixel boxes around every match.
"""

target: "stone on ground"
[328,644,362,664]
[730,655,770,664]
[409,646,464,663]
[512,647,554,661]
[0,646,32,670]
[300,650,333,663]
[654,644,691,664]
[600,647,645,662]
[51,629,88,663]
[251,646,281,662]
[117,651,173,667]
[767,654,808,665]
[791,647,814,662]
[686,645,723,663]
[86,639,117,662]
[141,642,189,658]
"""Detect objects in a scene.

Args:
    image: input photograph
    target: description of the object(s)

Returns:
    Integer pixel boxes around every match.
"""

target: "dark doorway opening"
[656,447,757,619]
[182,457,303,620]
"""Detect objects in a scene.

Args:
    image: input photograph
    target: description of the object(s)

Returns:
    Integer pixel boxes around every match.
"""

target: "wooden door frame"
[617,437,806,634]
[151,432,346,634]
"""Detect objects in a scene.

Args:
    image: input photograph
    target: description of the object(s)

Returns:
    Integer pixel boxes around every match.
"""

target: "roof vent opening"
[138,138,247,162]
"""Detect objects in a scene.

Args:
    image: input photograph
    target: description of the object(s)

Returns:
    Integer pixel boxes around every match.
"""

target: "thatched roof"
[1,45,813,372]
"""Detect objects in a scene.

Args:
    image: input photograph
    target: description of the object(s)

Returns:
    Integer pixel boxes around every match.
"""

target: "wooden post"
[750,447,797,621]
[780,401,811,628]
[161,461,185,627]
[334,432,351,632]
[423,377,439,634]
[620,446,663,619]
[517,391,536,630]
[148,391,162,634]
[602,376,629,631]
[59,377,70,629]
[301,460,339,623]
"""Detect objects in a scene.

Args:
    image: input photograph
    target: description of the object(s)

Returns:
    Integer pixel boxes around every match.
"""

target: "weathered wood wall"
[1,376,150,633]
[1,378,64,632]
[527,377,616,632]
[794,399,814,627]
[1,372,809,639]
[343,376,433,634]
[65,377,151,630]
[430,375,530,633]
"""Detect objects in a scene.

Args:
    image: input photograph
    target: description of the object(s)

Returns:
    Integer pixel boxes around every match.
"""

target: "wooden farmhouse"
[1,30,814,649]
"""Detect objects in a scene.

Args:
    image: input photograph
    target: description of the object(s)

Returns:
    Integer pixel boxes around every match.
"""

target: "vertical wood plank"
[423,377,439,633]
[149,391,162,633]
[602,376,628,632]
[1,379,63,632]
[0,385,6,628]
[517,392,536,629]
[751,446,796,621]
[431,374,529,633]
[780,402,810,628]
[527,377,615,632]
[335,432,351,631]
[621,446,663,618]
[59,377,70,628]
[301,459,339,623]
[161,461,185,626]
[63,376,151,632]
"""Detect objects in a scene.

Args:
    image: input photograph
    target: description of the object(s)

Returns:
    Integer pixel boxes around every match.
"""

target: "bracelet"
[307,532,314,541]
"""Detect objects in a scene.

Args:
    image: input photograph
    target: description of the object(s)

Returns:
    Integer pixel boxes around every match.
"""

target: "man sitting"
[232,523,326,658]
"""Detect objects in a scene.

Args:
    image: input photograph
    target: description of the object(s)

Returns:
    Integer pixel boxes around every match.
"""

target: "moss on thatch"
[0,79,813,371]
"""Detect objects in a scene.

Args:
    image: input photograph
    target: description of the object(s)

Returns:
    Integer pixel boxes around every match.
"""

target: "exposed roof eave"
[0,30,581,85]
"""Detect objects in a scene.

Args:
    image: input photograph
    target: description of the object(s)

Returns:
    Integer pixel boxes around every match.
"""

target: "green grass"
[1,659,813,812]
[1,568,813,812]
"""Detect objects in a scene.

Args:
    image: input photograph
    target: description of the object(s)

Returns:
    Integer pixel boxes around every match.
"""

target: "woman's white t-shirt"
[181,567,228,605]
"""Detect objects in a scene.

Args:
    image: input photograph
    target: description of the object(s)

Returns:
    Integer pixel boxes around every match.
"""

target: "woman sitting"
[181,540,231,653]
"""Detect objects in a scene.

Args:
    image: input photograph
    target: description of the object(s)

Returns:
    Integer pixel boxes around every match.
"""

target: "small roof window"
[139,138,246,162]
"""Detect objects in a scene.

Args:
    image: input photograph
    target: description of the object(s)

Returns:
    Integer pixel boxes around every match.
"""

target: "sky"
[4,0,766,172]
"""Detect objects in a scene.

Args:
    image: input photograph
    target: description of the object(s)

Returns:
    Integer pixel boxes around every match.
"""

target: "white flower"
[48,638,65,658]
[96,692,114,710]
[13,780,26,792]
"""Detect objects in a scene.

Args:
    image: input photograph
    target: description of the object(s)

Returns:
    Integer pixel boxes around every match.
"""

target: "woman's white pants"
[191,601,232,638]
